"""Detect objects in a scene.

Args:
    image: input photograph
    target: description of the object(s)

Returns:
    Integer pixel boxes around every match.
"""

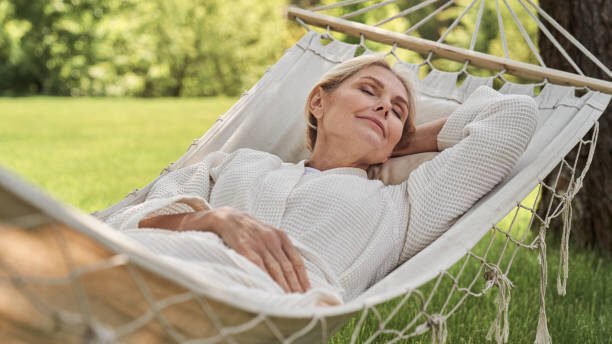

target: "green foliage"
[0,0,288,96]
[0,0,116,95]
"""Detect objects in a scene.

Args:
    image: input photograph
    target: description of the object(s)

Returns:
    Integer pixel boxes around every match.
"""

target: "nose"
[374,99,392,117]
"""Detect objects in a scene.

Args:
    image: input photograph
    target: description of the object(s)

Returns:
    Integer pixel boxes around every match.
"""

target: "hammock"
[1,1,610,343]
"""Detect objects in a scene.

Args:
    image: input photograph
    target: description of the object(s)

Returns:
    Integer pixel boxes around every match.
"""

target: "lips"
[356,115,385,137]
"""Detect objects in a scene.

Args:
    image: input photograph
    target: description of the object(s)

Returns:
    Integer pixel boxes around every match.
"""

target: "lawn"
[0,97,610,343]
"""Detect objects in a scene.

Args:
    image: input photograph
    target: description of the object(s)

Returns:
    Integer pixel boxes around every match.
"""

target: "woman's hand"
[140,207,311,293]
[204,207,311,293]
[392,116,448,157]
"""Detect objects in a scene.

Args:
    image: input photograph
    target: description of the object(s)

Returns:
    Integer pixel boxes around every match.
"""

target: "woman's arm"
[138,208,311,294]
[392,116,448,157]
[105,150,229,231]
[399,87,537,263]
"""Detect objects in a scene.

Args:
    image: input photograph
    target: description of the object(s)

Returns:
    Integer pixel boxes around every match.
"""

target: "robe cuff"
[116,195,211,230]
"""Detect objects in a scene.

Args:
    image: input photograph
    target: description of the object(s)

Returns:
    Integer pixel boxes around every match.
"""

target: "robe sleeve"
[399,86,538,263]
[105,150,230,231]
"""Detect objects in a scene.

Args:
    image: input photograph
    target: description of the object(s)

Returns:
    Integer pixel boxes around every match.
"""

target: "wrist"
[180,210,219,233]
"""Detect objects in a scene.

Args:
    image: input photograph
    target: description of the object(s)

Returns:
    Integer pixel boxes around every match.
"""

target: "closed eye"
[360,87,374,96]
[392,109,402,119]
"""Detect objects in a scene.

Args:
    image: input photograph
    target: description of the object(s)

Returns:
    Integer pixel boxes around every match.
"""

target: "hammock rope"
[495,0,510,59]
[517,0,583,75]
[404,0,454,35]
[342,0,400,19]
[469,0,487,52]
[375,0,440,27]
[437,0,480,45]
[524,0,612,78]
[501,0,547,67]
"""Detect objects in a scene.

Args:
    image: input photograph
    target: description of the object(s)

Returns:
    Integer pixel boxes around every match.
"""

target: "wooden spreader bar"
[287,6,612,94]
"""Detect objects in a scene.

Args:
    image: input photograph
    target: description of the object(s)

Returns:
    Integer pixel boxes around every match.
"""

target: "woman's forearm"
[138,207,311,292]
[393,116,448,157]
[138,211,219,234]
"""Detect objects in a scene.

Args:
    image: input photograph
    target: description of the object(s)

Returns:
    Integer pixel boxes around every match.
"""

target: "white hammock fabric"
[1,24,610,344]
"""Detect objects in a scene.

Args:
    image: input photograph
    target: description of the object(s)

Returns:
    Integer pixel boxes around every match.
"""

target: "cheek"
[325,93,365,124]
[389,120,404,144]
[336,90,371,111]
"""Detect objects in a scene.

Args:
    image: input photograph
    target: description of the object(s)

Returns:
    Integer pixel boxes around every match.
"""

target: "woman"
[106,55,537,307]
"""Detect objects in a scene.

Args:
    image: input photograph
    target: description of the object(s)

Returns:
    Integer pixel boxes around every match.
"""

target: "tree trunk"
[537,0,611,251]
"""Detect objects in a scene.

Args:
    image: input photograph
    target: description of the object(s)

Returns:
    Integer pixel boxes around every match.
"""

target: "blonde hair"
[305,54,416,152]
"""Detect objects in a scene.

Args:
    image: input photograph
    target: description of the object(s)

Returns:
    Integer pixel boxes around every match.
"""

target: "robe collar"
[297,160,368,179]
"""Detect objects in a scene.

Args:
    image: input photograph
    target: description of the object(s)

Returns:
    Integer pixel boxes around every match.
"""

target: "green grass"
[0,97,235,212]
[1,97,610,343]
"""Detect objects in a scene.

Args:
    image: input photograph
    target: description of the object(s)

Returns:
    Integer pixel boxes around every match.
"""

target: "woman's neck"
[306,147,369,171]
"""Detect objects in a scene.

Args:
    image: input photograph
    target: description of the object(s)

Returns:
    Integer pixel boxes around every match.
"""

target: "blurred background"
[0,0,544,98]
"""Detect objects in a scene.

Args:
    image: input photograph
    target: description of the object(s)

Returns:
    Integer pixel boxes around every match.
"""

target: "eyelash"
[360,87,375,96]
[360,87,403,119]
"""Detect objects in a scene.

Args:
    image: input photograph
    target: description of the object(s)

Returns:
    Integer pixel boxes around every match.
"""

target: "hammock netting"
[1,1,610,343]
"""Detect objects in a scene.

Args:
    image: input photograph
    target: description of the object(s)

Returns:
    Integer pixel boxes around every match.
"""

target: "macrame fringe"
[535,226,552,344]
[557,191,573,296]
[484,264,514,343]
[535,308,552,344]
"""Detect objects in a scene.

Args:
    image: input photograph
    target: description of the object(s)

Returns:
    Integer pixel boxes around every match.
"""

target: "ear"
[307,86,325,119]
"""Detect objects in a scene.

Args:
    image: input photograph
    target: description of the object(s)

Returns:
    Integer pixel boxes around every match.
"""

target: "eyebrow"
[359,75,410,111]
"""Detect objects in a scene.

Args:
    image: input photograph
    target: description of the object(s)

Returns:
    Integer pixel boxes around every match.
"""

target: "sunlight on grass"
[0,97,236,212]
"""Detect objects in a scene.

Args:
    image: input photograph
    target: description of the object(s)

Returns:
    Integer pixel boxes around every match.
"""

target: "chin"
[353,126,391,161]
[358,127,384,145]
[361,142,391,164]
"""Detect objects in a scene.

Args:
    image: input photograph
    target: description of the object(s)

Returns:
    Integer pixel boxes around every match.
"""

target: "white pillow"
[368,152,439,184]
[413,94,460,125]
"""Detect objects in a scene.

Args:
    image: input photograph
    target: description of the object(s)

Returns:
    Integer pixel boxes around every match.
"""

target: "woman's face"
[311,65,410,166]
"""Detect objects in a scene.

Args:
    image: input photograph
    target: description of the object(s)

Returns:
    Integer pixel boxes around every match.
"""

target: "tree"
[0,0,117,95]
[0,0,288,97]
[538,0,611,251]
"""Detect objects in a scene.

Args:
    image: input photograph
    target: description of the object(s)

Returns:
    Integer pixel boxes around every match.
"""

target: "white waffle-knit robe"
[106,86,537,307]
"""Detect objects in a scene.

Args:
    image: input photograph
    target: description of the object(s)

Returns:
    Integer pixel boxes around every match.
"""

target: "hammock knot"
[85,323,116,344]
[427,313,445,327]
[483,264,514,343]
[483,264,513,291]
[425,313,448,344]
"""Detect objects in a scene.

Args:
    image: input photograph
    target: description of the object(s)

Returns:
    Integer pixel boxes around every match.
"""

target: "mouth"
[356,115,385,137]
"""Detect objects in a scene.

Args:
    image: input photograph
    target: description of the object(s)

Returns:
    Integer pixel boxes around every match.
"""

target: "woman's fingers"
[261,250,291,292]
[211,207,310,294]
[267,239,303,293]
[278,231,311,292]
[240,249,266,272]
